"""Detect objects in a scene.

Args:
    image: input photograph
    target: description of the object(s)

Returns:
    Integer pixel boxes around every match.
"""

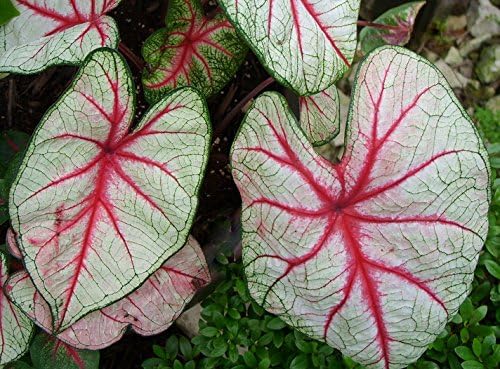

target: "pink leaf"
[6,236,210,350]
[9,49,211,332]
[0,253,33,365]
[0,0,121,73]
[230,46,490,369]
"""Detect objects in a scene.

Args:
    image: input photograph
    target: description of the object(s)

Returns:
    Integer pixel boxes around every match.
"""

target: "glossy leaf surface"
[0,0,120,74]
[299,85,340,146]
[6,236,210,350]
[231,47,490,369]
[0,253,33,365]
[142,0,246,103]
[359,1,426,54]
[9,48,211,332]
[219,0,360,95]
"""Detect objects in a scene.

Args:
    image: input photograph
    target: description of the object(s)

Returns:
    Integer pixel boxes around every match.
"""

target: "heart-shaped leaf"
[231,46,490,369]
[6,236,210,349]
[0,252,33,365]
[218,0,360,96]
[299,85,340,146]
[6,227,22,259]
[359,1,426,55]
[142,0,247,103]
[9,48,211,332]
[0,0,121,74]
[29,333,99,369]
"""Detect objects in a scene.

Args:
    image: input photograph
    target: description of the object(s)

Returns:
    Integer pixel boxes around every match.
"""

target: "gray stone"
[467,0,500,37]
[175,304,202,338]
[445,47,464,67]
[459,35,492,57]
[476,45,500,84]
[486,95,500,113]
[435,60,470,89]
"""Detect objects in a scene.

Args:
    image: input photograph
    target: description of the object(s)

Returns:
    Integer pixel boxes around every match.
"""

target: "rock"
[459,35,492,57]
[435,59,470,89]
[476,45,500,84]
[444,15,468,33]
[467,0,500,37]
[175,304,202,338]
[445,47,464,67]
[486,95,500,113]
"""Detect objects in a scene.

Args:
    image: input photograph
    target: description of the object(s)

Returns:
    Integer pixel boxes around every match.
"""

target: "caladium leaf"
[359,1,426,55]
[231,46,490,369]
[0,252,33,365]
[218,0,360,96]
[9,48,211,332]
[142,0,246,103]
[299,85,340,146]
[6,227,22,259]
[0,0,121,74]
[6,236,211,350]
[29,333,99,369]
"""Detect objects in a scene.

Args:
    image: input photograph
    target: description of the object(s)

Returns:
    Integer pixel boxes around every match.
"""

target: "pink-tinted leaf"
[219,0,360,95]
[231,46,490,369]
[0,252,33,365]
[142,0,246,103]
[0,0,121,74]
[299,85,340,146]
[6,227,22,259]
[359,2,426,54]
[29,333,99,369]
[9,48,211,332]
[6,236,210,350]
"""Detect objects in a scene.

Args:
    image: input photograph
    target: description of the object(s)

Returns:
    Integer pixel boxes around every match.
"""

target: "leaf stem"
[118,42,145,71]
[214,76,275,139]
[357,20,400,31]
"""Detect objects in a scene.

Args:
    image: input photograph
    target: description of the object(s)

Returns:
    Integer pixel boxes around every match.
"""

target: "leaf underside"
[218,0,360,96]
[231,46,490,369]
[0,0,121,74]
[9,48,211,332]
[142,0,247,104]
[0,253,33,365]
[359,1,426,55]
[6,236,210,350]
[299,84,341,146]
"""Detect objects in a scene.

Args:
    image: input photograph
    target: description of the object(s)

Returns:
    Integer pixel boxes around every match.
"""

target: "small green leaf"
[290,354,309,369]
[417,361,440,369]
[469,306,488,326]
[200,327,219,338]
[484,260,500,279]
[472,339,482,358]
[0,0,20,26]
[243,351,257,367]
[165,336,179,359]
[153,344,167,360]
[179,336,193,360]
[461,328,470,343]
[460,299,474,321]
[461,360,484,369]
[267,317,286,330]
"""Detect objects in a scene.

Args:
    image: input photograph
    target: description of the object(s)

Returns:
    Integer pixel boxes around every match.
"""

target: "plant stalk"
[118,42,145,70]
[214,76,275,139]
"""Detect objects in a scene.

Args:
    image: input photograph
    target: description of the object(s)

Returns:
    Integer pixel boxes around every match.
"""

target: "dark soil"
[0,1,278,368]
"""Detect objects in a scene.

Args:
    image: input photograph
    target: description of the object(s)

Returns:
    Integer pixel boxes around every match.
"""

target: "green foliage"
[476,108,500,144]
[0,0,20,26]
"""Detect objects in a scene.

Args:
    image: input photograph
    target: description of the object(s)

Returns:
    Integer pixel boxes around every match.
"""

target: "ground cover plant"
[0,1,498,369]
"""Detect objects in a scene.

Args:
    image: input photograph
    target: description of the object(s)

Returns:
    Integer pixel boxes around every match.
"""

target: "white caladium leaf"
[0,0,121,74]
[6,236,210,350]
[0,252,33,365]
[142,0,247,103]
[218,0,360,96]
[359,1,426,55]
[231,46,490,369]
[299,85,340,146]
[9,48,211,332]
